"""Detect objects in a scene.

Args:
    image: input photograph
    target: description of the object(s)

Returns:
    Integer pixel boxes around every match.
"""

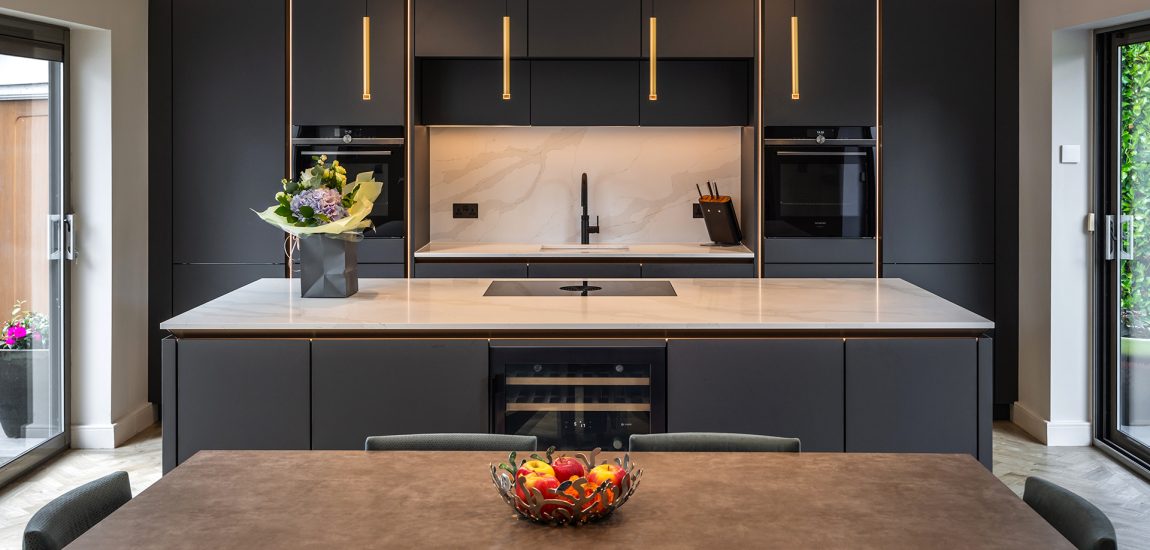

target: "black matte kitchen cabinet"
[845,339,977,456]
[531,61,639,126]
[881,0,994,264]
[884,264,995,319]
[293,0,404,126]
[312,340,489,449]
[171,0,286,264]
[641,263,754,278]
[174,340,311,465]
[641,0,755,58]
[414,0,527,57]
[762,263,874,278]
[420,59,530,125]
[762,0,876,126]
[529,263,642,279]
[529,0,641,58]
[667,339,844,451]
[639,60,750,126]
[414,262,529,278]
[172,264,284,315]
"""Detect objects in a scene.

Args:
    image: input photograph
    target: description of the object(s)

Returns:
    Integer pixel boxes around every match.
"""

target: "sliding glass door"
[1099,24,1150,472]
[0,16,69,486]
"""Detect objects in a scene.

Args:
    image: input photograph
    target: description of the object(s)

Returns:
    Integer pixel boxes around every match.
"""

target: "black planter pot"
[0,350,45,439]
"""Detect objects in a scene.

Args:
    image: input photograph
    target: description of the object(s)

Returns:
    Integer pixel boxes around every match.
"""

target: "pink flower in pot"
[8,326,27,340]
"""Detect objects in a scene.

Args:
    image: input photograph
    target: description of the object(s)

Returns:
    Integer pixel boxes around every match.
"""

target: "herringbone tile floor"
[0,422,1147,548]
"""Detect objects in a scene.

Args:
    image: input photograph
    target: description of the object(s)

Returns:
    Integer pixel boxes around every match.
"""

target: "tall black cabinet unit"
[149,0,289,405]
[293,0,405,126]
[762,0,876,127]
[881,0,1017,414]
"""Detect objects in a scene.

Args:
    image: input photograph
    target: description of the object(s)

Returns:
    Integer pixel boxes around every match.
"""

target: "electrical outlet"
[453,203,479,219]
[692,204,703,218]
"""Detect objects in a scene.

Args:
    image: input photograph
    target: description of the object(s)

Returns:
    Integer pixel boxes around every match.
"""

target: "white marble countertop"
[413,241,755,260]
[161,278,993,335]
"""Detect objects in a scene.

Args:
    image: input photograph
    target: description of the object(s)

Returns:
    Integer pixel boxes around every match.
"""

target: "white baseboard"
[70,402,157,449]
[1011,401,1092,446]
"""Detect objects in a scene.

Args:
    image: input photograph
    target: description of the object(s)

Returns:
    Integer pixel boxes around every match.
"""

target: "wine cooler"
[490,341,667,451]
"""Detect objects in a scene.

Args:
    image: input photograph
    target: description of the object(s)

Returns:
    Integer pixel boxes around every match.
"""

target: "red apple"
[515,473,564,517]
[550,456,586,481]
[516,459,555,479]
[586,463,626,489]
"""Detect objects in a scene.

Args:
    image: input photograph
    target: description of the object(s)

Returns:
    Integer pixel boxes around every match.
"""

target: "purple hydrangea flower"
[290,188,347,222]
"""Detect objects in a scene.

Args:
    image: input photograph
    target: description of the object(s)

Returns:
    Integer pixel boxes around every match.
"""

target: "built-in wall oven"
[491,341,666,451]
[291,125,405,238]
[763,127,876,238]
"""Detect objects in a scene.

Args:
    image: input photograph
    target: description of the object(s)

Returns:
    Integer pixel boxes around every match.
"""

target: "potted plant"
[0,301,49,439]
[254,154,382,298]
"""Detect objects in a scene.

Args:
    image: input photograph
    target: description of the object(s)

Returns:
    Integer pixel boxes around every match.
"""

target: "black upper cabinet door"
[639,60,750,126]
[172,0,285,264]
[531,61,639,125]
[762,0,876,126]
[641,0,755,58]
[529,0,641,58]
[415,0,527,57]
[420,59,530,125]
[293,0,404,126]
[882,0,994,264]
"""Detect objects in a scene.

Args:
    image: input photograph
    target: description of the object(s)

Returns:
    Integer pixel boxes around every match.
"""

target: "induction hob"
[484,280,677,297]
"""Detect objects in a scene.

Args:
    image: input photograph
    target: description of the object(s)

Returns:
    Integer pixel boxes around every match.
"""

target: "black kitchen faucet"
[580,172,600,244]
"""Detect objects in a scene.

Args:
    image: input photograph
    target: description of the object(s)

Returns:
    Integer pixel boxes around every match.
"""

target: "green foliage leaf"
[274,205,293,217]
[298,205,314,218]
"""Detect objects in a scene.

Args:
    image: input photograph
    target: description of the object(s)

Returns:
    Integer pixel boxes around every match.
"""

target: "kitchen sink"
[539,244,630,251]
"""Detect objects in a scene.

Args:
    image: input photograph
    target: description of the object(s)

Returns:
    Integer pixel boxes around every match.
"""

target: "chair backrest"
[23,471,132,550]
[629,432,801,452]
[364,433,538,451]
[1023,477,1117,550]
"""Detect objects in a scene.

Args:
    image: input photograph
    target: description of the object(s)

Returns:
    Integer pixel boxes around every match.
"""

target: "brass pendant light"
[362,0,371,100]
[502,0,511,100]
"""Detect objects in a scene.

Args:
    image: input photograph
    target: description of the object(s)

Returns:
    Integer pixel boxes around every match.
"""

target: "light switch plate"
[1060,145,1081,164]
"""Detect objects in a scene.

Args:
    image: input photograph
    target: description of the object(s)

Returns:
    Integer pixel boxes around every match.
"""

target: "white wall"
[428,127,742,243]
[0,0,152,448]
[1017,0,1150,445]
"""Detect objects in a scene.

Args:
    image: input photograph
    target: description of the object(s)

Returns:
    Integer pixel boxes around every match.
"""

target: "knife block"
[700,195,742,245]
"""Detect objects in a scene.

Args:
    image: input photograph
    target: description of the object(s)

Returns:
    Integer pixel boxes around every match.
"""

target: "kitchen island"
[160,278,994,473]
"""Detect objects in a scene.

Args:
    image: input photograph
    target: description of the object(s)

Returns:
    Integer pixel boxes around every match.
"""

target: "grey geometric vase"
[299,235,359,298]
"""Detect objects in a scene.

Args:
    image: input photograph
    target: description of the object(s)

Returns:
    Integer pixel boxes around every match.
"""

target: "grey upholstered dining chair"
[629,432,801,452]
[23,471,132,550]
[1023,477,1117,550]
[364,433,538,451]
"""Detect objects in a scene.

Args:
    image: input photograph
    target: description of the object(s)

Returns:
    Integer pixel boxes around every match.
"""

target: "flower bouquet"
[1,301,50,438]
[254,155,383,297]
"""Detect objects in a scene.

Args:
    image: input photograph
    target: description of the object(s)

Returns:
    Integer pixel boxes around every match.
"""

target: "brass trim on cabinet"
[648,17,658,100]
[506,377,651,386]
[506,403,652,413]
[362,16,372,100]
[790,16,800,100]
[502,16,511,100]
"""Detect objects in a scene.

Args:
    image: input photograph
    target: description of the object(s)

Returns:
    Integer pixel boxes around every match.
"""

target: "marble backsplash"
[428,127,742,243]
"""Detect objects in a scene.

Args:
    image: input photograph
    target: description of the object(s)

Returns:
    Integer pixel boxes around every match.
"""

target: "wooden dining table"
[71,450,1071,549]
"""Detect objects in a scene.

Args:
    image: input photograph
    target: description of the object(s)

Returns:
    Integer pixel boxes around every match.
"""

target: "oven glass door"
[293,145,404,238]
[765,148,874,238]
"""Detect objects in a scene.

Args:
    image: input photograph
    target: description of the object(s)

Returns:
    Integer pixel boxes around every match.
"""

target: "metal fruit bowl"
[489,447,642,526]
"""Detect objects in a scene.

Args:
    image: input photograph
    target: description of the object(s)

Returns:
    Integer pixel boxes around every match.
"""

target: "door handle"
[64,213,77,261]
[47,214,61,260]
[1121,214,1134,260]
